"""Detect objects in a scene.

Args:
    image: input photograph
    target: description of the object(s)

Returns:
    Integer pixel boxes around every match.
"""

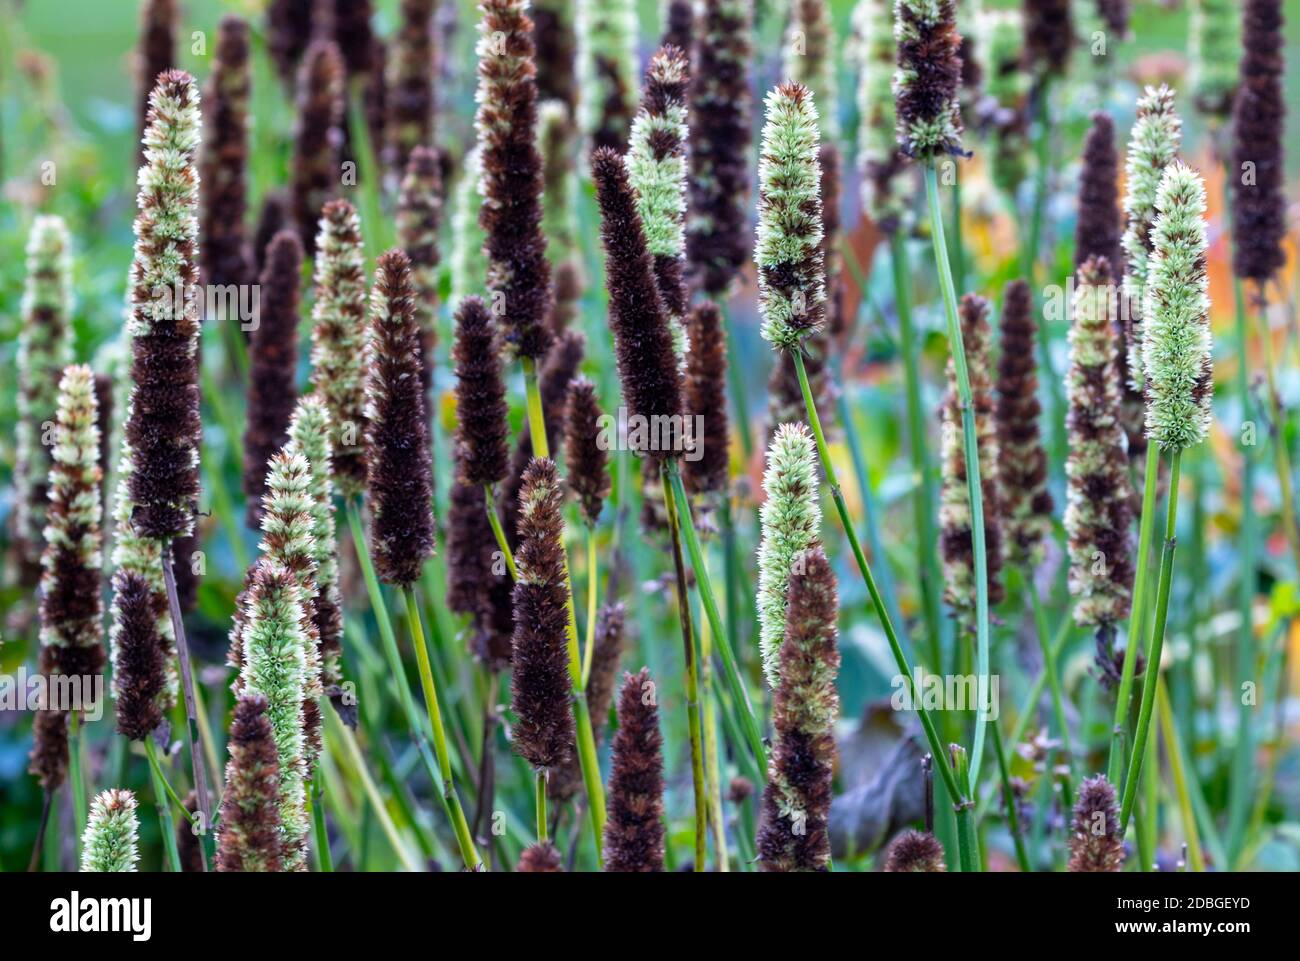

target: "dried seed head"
[81,789,140,872]
[686,0,754,295]
[245,231,304,530]
[15,216,74,578]
[125,70,203,542]
[564,378,611,525]
[940,294,1005,626]
[28,705,69,793]
[1023,0,1073,79]
[238,561,311,870]
[476,0,554,361]
[995,282,1054,569]
[604,667,667,872]
[1075,112,1124,274]
[1190,0,1240,121]
[1231,0,1288,281]
[893,0,965,160]
[1120,85,1182,394]
[534,0,578,113]
[756,82,826,351]
[310,199,371,499]
[884,828,947,871]
[510,458,576,771]
[1143,162,1213,452]
[577,0,639,152]
[1068,774,1125,872]
[216,694,284,872]
[1066,256,1134,627]
[111,569,168,741]
[365,250,437,587]
[385,0,437,178]
[682,301,730,497]
[517,841,565,871]
[452,296,511,488]
[854,0,910,232]
[758,545,839,872]
[290,41,345,255]
[200,16,254,294]
[592,146,684,448]
[397,145,444,405]
[757,423,822,688]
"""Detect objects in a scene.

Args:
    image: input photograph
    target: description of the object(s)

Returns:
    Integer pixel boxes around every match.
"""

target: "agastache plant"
[1190,0,1240,122]
[854,0,909,232]
[14,214,74,581]
[80,789,140,872]
[397,145,444,407]
[309,199,370,500]
[135,0,177,166]
[884,829,947,871]
[893,0,965,161]
[604,668,667,871]
[1068,775,1125,872]
[200,16,254,293]
[290,40,344,255]
[783,0,839,141]
[216,694,284,872]
[533,0,577,112]
[384,0,437,179]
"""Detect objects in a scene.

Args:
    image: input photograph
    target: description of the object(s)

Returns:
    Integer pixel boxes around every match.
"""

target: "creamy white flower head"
[1142,161,1213,452]
[757,422,822,687]
[80,789,140,872]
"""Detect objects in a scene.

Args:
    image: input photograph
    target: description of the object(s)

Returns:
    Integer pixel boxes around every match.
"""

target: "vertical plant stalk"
[1157,677,1205,871]
[519,356,608,855]
[402,587,481,869]
[161,547,211,871]
[1026,577,1073,790]
[535,770,548,843]
[1107,447,1159,785]
[144,736,183,872]
[661,477,708,870]
[950,744,979,873]
[891,232,944,672]
[310,774,333,872]
[1119,449,1181,831]
[990,720,1030,871]
[922,162,991,787]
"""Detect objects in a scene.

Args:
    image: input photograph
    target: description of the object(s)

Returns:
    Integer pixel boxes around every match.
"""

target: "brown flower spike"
[884,829,947,872]
[136,0,177,166]
[1068,774,1125,872]
[604,668,666,872]
[452,296,511,488]
[591,146,684,453]
[1075,112,1124,274]
[112,569,168,741]
[385,0,437,179]
[476,0,554,361]
[533,0,577,114]
[290,41,344,255]
[216,694,284,872]
[200,16,254,295]
[365,250,437,587]
[244,231,304,529]
[757,546,840,872]
[397,145,444,407]
[682,300,730,497]
[563,378,610,525]
[1231,0,1288,282]
[509,458,576,771]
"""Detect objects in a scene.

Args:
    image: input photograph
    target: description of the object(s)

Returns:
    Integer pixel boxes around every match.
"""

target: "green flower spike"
[80,789,140,872]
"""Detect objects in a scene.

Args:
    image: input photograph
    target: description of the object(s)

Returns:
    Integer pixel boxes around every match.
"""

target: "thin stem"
[890,230,945,674]
[698,614,729,872]
[1026,575,1073,798]
[144,737,183,873]
[484,484,519,582]
[535,770,548,843]
[327,709,422,871]
[67,711,88,859]
[951,745,980,873]
[990,720,1031,872]
[310,772,333,872]
[923,162,991,788]
[1109,445,1161,784]
[160,541,212,871]
[789,348,964,804]
[664,462,766,774]
[1157,676,1205,871]
[711,293,754,460]
[402,587,482,870]
[582,525,597,685]
[1120,448,1183,833]
[661,472,709,871]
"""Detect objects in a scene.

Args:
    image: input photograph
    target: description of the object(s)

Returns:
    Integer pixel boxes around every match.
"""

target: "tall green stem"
[661,474,709,870]
[1120,449,1182,832]
[310,772,333,872]
[922,162,991,788]
[402,587,482,870]
[1108,446,1161,784]
[484,484,519,582]
[535,770,548,843]
[144,737,183,873]
[890,231,945,674]
[990,721,1030,872]
[951,745,980,873]
[1157,676,1204,871]
[67,711,88,859]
